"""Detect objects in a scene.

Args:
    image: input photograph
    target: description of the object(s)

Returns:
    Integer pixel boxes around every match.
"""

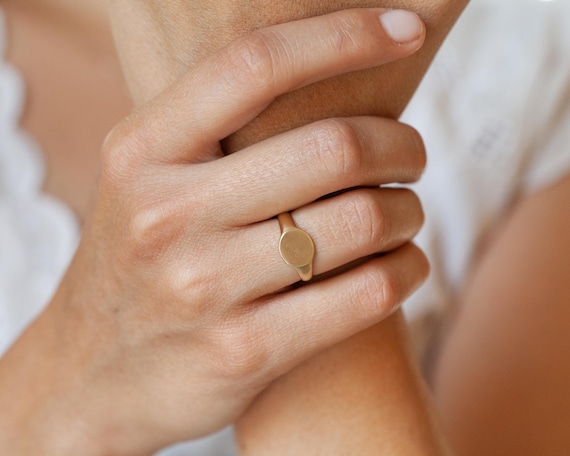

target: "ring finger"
[225,186,424,300]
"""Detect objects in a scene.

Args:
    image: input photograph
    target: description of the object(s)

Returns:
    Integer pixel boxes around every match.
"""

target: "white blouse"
[402,0,570,358]
[0,9,79,358]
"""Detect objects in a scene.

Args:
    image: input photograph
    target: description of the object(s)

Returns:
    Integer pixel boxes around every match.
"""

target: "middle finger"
[209,116,426,226]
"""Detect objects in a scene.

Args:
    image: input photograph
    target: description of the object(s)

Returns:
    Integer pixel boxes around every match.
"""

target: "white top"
[402,0,570,358]
[1,0,570,454]
[0,10,79,358]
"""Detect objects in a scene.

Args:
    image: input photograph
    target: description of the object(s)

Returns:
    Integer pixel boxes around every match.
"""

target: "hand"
[0,8,428,455]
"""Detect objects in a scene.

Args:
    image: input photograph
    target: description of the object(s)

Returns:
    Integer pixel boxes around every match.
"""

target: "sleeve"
[521,13,570,195]
[522,93,570,194]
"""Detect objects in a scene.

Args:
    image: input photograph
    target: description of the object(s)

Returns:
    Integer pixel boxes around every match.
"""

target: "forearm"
[433,175,570,455]
[237,312,452,455]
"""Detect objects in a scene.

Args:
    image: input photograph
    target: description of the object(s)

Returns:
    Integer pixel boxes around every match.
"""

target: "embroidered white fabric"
[0,9,79,358]
[1,0,570,454]
[401,0,570,359]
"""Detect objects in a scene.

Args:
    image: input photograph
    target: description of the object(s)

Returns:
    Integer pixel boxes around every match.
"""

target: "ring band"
[278,212,315,282]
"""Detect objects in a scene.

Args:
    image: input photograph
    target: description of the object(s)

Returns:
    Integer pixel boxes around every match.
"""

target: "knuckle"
[100,118,149,185]
[370,265,401,316]
[217,324,269,380]
[404,124,427,181]
[117,183,213,279]
[410,243,431,283]
[124,187,207,256]
[409,189,426,230]
[307,119,363,182]
[338,191,388,249]
[162,265,215,317]
[378,267,400,314]
[126,205,168,253]
[224,32,277,90]
[125,203,182,259]
[349,245,431,321]
[328,13,366,56]
[349,265,397,320]
[359,192,390,247]
[398,188,425,233]
[360,264,400,318]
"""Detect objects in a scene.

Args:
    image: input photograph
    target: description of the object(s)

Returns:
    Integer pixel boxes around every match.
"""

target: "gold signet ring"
[278,212,315,282]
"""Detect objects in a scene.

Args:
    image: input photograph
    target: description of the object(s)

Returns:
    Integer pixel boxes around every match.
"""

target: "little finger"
[248,243,429,379]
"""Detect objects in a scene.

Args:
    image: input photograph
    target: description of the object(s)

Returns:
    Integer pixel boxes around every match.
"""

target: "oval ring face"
[279,228,315,268]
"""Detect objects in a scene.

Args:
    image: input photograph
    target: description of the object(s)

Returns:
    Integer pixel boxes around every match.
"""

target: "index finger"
[125,8,425,163]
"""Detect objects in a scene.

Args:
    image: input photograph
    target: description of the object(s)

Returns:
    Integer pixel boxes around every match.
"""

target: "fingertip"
[415,243,431,283]
[401,242,431,289]
[379,10,425,46]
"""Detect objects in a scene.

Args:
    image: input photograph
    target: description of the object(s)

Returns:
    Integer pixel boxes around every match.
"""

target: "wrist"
[0,295,112,455]
[236,313,452,456]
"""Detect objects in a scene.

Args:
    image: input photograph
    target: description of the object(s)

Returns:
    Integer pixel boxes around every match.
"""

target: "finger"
[250,243,429,378]
[209,117,426,225]
[125,8,425,162]
[225,187,424,301]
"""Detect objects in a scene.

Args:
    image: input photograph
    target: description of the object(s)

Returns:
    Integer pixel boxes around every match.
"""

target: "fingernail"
[380,10,423,44]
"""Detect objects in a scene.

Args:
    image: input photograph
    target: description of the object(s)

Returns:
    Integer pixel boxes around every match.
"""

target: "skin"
[111,0,468,137]
[109,0,466,454]
[109,1,570,455]
[6,1,569,454]
[0,8,432,455]
[434,174,570,456]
